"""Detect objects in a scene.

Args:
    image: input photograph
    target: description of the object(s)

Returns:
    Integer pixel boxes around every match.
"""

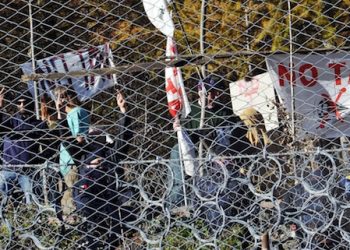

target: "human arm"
[116,89,126,114]
[55,94,65,121]
[0,87,4,109]
[0,87,12,134]
[107,90,133,163]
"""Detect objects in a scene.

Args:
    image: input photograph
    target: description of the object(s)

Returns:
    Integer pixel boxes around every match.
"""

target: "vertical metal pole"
[200,0,207,78]
[287,0,297,178]
[198,86,206,168]
[28,0,40,120]
[244,4,252,73]
[198,0,207,169]
[42,169,49,206]
[177,133,188,207]
[287,0,295,141]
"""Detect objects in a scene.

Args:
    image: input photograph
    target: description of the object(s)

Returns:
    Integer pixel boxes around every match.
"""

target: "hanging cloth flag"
[177,129,197,177]
[165,36,191,118]
[144,0,194,184]
[21,43,117,102]
[142,0,175,37]
[143,0,190,118]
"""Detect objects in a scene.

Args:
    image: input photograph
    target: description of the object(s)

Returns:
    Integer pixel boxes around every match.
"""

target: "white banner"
[21,44,117,101]
[230,72,278,131]
[142,0,175,37]
[165,36,191,118]
[266,52,350,138]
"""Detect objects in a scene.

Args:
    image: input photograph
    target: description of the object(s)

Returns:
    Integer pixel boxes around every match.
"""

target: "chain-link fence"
[1,0,350,249]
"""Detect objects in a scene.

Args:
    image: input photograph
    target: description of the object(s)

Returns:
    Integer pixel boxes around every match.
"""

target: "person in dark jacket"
[72,90,135,248]
[73,90,132,215]
[167,75,252,208]
[181,75,251,155]
[0,89,50,204]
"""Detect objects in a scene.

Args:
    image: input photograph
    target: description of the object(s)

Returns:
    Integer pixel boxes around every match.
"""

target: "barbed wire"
[2,0,350,249]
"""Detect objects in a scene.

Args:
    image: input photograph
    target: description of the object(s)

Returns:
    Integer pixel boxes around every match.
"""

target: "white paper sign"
[230,72,278,131]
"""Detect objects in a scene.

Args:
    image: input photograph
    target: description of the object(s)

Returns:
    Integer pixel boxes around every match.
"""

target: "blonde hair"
[53,86,66,97]
[53,85,81,106]
[240,107,271,147]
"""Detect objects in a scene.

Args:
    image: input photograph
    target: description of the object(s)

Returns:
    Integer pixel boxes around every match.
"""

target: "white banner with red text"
[266,52,350,138]
[165,36,191,118]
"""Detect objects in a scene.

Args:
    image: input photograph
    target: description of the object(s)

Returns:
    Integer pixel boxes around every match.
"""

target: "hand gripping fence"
[2,0,350,249]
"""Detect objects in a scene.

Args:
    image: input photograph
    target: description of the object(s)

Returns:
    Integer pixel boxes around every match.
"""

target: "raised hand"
[55,94,63,120]
[116,89,127,114]
[0,87,5,108]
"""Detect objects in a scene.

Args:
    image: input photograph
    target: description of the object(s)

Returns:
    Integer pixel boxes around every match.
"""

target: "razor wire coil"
[2,0,350,249]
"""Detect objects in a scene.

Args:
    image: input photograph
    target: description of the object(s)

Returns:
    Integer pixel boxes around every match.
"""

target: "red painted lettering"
[168,99,181,117]
[329,62,345,85]
[166,78,178,94]
[299,64,317,87]
[278,63,296,86]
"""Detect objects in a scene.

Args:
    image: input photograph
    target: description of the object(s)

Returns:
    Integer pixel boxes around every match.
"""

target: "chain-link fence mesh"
[1,0,350,249]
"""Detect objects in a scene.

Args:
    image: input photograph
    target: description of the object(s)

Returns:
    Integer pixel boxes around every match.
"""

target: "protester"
[54,85,90,219]
[181,75,251,156]
[167,75,252,209]
[72,90,135,248]
[39,93,71,221]
[240,108,271,150]
[0,88,51,204]
[40,93,71,164]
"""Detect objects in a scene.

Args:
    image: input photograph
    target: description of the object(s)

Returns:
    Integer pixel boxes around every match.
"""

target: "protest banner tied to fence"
[165,36,191,118]
[21,43,117,102]
[142,0,191,119]
[4,0,350,249]
[266,52,350,138]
